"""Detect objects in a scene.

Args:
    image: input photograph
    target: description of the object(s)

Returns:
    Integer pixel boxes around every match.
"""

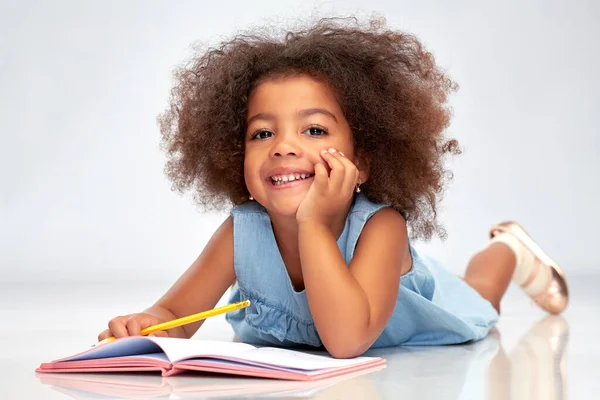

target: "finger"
[108,317,130,338]
[129,314,161,336]
[313,162,329,191]
[335,151,360,190]
[346,160,360,194]
[320,149,345,189]
[148,331,169,338]
[125,317,142,336]
[98,329,111,341]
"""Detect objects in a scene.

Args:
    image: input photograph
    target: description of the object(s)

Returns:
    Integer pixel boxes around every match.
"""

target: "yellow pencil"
[95,300,250,346]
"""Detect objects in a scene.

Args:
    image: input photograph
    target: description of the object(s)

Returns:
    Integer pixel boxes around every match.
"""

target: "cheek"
[305,150,324,165]
[243,156,263,187]
[327,134,355,157]
[243,158,253,182]
[333,143,356,163]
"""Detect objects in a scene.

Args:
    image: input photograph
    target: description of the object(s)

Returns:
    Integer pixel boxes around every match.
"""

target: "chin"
[263,197,303,218]
[269,204,300,218]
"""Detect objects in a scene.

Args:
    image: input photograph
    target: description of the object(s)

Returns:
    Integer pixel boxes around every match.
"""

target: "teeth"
[270,173,313,185]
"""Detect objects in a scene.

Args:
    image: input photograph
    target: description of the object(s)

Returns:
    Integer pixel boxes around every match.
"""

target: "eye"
[251,130,274,140]
[304,126,328,136]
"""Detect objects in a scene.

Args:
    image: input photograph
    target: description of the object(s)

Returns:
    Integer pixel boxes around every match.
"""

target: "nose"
[271,132,300,158]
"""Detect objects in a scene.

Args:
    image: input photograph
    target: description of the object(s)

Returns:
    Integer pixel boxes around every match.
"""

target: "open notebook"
[36,337,386,381]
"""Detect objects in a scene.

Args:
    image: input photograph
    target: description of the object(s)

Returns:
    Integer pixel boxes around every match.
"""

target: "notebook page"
[60,337,164,362]
[150,337,257,363]
[230,347,379,370]
[58,337,256,363]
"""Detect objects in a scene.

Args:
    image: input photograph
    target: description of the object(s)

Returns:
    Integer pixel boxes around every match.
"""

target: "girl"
[98,18,568,358]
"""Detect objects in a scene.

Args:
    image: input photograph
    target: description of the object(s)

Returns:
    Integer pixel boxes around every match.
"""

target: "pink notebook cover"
[36,337,386,381]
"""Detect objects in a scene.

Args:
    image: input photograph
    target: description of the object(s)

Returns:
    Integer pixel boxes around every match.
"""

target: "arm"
[143,217,236,338]
[299,207,409,358]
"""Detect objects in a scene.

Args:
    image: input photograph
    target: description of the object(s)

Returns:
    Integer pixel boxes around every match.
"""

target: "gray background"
[1,0,598,284]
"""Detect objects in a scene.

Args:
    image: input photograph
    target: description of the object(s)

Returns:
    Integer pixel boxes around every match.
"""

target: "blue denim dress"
[225,193,498,348]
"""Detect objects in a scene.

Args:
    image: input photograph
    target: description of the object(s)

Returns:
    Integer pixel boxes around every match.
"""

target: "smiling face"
[244,74,359,217]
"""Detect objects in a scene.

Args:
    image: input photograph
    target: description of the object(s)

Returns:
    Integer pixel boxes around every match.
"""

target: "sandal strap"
[520,258,540,288]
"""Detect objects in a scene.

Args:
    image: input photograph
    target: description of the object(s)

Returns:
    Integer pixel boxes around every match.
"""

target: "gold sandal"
[490,221,569,314]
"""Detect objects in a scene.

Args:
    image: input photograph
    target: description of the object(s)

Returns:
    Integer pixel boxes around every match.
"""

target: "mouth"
[267,172,315,188]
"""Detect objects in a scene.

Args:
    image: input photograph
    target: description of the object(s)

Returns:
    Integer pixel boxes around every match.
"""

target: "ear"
[354,151,371,184]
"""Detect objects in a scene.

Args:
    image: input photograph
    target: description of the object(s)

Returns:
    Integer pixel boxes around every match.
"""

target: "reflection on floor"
[4,277,597,399]
[34,315,569,399]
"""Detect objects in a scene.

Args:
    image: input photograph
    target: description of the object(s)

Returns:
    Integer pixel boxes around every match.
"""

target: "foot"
[490,221,569,314]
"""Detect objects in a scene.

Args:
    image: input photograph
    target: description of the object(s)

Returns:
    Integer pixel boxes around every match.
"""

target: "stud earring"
[249,195,254,201]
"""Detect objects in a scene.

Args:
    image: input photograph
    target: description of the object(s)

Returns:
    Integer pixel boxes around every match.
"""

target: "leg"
[490,222,569,314]
[465,221,569,315]
[464,242,516,313]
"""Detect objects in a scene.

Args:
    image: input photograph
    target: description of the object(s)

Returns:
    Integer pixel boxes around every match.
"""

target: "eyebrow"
[246,108,339,126]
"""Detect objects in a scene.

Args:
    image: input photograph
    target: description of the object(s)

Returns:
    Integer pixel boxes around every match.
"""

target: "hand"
[296,147,359,227]
[97,313,168,341]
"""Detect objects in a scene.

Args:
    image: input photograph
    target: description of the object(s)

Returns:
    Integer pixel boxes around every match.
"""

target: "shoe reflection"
[489,315,569,400]
[36,316,568,399]
[358,315,569,400]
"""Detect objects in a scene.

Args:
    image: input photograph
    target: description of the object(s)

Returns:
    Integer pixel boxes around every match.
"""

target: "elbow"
[328,347,365,359]
[323,336,370,359]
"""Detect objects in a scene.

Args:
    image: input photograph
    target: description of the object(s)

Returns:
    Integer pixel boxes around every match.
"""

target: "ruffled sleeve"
[238,286,323,347]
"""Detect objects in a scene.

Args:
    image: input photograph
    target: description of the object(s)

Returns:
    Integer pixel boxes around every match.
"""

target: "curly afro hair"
[158,17,460,240]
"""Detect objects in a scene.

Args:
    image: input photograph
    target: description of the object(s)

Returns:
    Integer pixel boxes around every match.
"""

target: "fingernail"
[328,148,336,153]
[321,149,329,154]
[339,151,345,157]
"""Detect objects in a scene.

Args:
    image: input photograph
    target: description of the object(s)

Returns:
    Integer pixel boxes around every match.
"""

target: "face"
[244,74,360,217]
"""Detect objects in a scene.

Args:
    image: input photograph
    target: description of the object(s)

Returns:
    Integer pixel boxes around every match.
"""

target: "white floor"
[3,275,599,399]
